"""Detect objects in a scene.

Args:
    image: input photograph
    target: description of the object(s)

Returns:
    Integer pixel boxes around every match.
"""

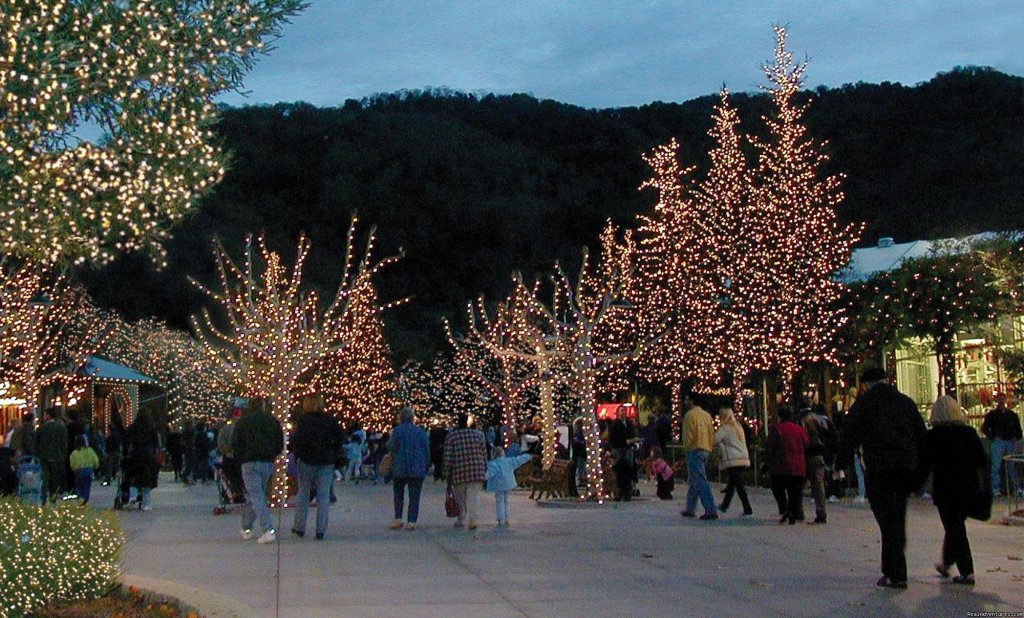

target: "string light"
[191,214,402,507]
[636,26,860,409]
[0,0,303,265]
[0,261,111,413]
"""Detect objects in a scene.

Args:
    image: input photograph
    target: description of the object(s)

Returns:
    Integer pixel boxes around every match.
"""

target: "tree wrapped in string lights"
[636,137,726,430]
[314,277,401,431]
[446,291,539,442]
[475,228,640,500]
[745,26,861,394]
[637,28,859,412]
[0,262,111,412]
[0,0,304,265]
[470,276,565,470]
[103,317,232,426]
[191,215,402,506]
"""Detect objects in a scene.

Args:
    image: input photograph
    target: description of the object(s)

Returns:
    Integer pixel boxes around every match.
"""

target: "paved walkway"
[95,474,1022,618]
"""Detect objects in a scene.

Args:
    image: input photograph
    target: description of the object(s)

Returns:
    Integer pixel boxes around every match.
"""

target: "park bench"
[515,457,539,488]
[527,459,571,500]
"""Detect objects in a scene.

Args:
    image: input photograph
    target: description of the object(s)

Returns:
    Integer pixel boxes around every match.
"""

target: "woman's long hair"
[718,406,746,445]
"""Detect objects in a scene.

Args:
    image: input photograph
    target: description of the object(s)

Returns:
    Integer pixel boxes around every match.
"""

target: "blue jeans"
[74,469,93,503]
[685,450,716,515]
[241,461,275,533]
[293,459,334,535]
[990,439,1020,493]
[855,453,866,498]
[495,490,510,523]
[393,477,424,523]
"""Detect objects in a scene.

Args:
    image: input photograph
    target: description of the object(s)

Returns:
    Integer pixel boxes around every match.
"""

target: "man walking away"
[231,399,284,544]
[36,409,68,502]
[981,393,1022,496]
[839,367,926,589]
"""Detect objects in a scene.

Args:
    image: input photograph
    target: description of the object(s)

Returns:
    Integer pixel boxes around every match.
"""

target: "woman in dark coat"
[123,412,160,511]
[918,396,987,585]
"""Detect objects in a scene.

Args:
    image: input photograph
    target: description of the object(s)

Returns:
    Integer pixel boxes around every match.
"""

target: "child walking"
[343,434,364,482]
[69,435,100,504]
[485,447,532,526]
[649,446,675,500]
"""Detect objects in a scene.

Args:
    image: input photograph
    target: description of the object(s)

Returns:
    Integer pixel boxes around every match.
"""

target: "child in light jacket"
[485,447,533,526]
[69,434,100,504]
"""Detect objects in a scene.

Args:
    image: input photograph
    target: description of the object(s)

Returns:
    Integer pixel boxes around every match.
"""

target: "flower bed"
[30,585,202,618]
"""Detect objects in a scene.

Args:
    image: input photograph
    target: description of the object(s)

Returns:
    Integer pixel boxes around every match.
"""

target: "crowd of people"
[1,368,1021,592]
[1,405,160,510]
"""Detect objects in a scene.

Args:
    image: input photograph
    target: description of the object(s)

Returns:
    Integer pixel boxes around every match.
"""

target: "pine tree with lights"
[744,26,861,395]
[636,134,732,436]
[315,278,400,431]
[693,90,757,409]
[0,0,304,265]
[191,215,402,505]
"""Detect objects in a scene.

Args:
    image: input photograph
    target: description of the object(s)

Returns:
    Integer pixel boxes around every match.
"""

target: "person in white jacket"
[485,447,533,526]
[714,406,753,516]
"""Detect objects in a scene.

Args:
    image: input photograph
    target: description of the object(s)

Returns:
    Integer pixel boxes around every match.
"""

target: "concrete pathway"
[95,474,1023,618]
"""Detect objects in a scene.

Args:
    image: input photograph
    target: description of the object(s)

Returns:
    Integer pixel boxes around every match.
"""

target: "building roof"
[842,233,1007,283]
[81,356,159,385]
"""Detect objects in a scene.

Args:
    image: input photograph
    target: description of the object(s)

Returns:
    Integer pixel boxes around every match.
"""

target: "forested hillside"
[79,66,1024,361]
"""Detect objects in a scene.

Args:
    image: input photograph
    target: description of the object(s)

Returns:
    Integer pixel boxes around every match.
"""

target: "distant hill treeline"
[79,66,1024,361]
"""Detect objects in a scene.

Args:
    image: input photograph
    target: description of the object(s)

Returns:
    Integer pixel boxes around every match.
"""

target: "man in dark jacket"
[981,393,1023,496]
[36,408,68,502]
[290,394,343,540]
[231,399,284,544]
[839,367,927,589]
[9,412,36,458]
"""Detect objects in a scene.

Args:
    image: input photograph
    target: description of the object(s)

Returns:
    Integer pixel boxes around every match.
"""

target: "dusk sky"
[221,0,1023,110]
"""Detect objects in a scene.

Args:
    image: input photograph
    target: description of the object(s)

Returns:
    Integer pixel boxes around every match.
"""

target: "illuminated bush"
[0,498,124,618]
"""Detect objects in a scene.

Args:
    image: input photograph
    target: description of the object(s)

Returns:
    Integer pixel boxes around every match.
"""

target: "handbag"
[967,468,992,522]
[379,453,393,478]
[444,482,460,518]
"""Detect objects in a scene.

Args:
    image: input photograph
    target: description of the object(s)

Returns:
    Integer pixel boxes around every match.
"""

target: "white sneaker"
[257,530,276,544]
[141,505,152,512]
[827,496,839,504]
[241,528,254,540]
[853,496,867,504]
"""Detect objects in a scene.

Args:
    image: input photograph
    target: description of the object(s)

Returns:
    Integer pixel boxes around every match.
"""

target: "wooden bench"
[515,457,539,488]
[527,459,571,500]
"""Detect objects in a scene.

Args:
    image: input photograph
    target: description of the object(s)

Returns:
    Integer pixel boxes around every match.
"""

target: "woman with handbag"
[443,413,488,530]
[388,407,430,530]
[917,396,988,586]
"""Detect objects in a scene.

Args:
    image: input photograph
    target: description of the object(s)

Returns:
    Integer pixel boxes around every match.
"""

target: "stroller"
[212,455,246,515]
[17,456,43,506]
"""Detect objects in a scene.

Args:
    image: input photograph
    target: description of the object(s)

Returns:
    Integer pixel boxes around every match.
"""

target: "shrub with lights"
[0,498,124,618]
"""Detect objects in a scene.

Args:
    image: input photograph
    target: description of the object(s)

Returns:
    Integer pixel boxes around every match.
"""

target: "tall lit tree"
[191,216,402,504]
[745,26,861,394]
[315,278,401,431]
[636,139,723,415]
[0,0,304,265]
